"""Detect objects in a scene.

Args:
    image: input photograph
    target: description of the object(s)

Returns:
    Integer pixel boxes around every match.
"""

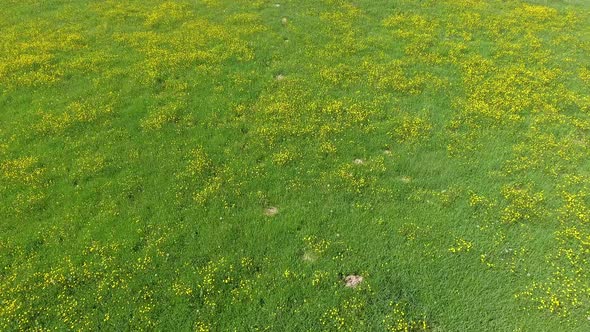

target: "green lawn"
[1,0,590,330]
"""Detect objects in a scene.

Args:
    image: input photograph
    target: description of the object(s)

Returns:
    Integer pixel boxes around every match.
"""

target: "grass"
[1,0,590,330]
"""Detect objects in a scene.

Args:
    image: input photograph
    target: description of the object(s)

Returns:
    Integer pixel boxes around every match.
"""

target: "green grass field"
[1,0,590,330]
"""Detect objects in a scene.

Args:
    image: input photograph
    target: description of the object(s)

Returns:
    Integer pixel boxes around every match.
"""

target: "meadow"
[1,0,590,330]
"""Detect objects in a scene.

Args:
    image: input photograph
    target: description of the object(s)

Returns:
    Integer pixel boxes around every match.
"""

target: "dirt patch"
[264,206,279,216]
[302,251,317,262]
[344,275,363,288]
[400,176,412,183]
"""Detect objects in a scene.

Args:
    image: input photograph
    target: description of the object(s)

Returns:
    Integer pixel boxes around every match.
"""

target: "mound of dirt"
[344,275,363,288]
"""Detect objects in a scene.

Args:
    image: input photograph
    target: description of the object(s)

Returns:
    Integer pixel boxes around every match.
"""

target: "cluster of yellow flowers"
[141,97,189,131]
[35,94,118,136]
[448,238,473,254]
[382,302,428,332]
[500,185,546,224]
[304,235,331,255]
[112,6,263,85]
[320,297,367,331]
[391,115,432,144]
[1,156,44,185]
[333,157,388,196]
